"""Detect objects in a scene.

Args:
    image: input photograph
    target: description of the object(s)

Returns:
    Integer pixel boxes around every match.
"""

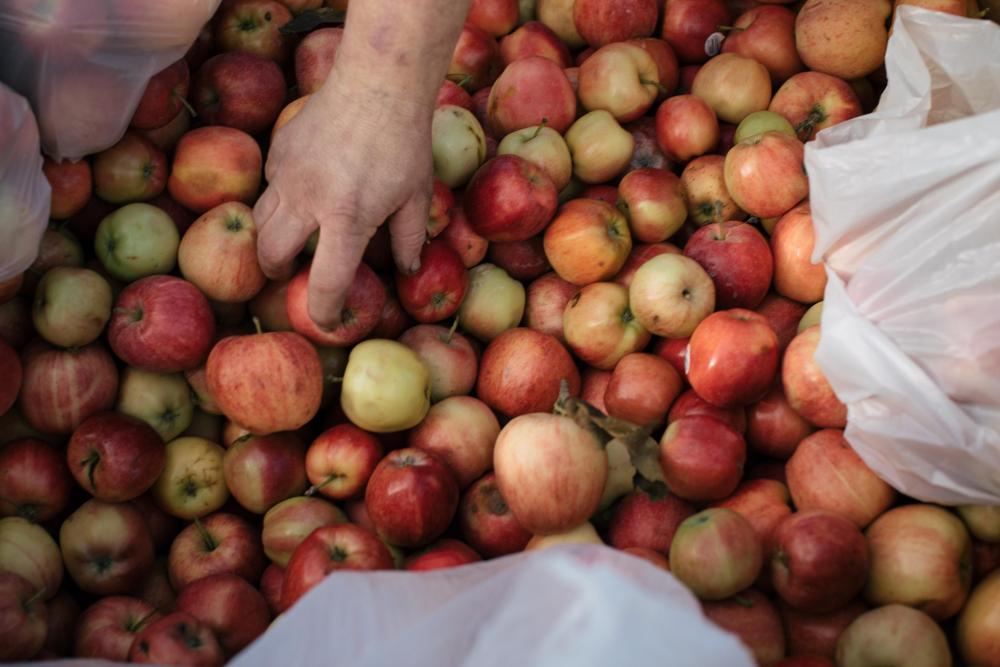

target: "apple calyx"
[733,595,755,608]
[92,554,114,575]
[695,200,726,226]
[795,106,828,140]
[80,450,101,491]
[178,621,204,649]
[329,545,349,563]
[114,306,144,323]
[128,610,160,634]
[16,503,40,523]
[193,517,218,552]
[226,214,245,232]
[482,485,510,516]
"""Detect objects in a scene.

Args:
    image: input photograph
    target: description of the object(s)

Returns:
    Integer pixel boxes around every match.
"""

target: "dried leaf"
[279,8,346,35]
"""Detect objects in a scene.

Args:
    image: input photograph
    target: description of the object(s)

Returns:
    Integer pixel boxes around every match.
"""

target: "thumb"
[388,188,431,275]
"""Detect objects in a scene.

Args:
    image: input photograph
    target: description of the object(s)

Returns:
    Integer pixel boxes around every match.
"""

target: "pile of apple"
[1,0,999,665]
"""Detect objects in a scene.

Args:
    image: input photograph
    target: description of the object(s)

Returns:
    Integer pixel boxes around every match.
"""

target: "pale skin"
[254,0,472,329]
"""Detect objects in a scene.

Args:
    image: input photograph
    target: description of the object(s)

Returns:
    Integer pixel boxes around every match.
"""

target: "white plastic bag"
[806,7,1000,505]
[0,83,50,282]
[233,545,754,667]
[0,0,220,162]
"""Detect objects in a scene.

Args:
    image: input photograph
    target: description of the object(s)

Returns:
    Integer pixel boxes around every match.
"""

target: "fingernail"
[408,260,421,275]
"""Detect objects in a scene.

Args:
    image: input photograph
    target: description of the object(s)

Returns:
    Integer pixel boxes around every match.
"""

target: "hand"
[253,73,433,329]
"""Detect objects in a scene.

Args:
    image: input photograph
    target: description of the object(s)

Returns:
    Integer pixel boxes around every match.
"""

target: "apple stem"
[193,517,218,552]
[131,610,160,633]
[329,375,343,384]
[252,316,264,335]
[716,24,741,32]
[714,222,728,241]
[23,587,47,609]
[446,315,460,343]
[81,451,100,492]
[304,474,340,497]
[175,94,198,118]
[528,119,548,141]
[639,78,670,95]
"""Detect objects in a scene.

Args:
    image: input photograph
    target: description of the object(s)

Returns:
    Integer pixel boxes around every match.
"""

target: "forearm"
[319,0,472,112]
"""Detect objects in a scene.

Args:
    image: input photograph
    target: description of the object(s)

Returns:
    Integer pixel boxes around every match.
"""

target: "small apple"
[565,110,635,184]
[175,573,270,656]
[294,27,342,95]
[459,472,532,557]
[340,339,431,433]
[734,110,797,144]
[536,0,586,49]
[563,282,650,370]
[628,253,716,338]
[286,261,386,347]
[661,0,730,64]
[43,157,93,220]
[457,263,527,342]
[725,131,808,219]
[618,168,686,243]
[167,512,265,591]
[769,71,862,142]
[0,438,72,522]
[261,496,346,567]
[117,367,194,442]
[702,589,786,666]
[151,436,229,520]
[95,203,180,282]
[746,384,815,459]
[578,42,660,123]
[660,416,747,502]
[604,352,682,427]
[448,23,501,92]
[127,611,225,666]
[464,154,558,241]
[167,127,262,214]
[692,53,772,124]
[74,596,161,661]
[771,202,826,304]
[409,396,500,489]
[432,105,488,188]
[0,572,48,661]
[544,198,632,286]
[488,56,577,135]
[31,266,112,348]
[499,20,572,68]
[680,155,745,226]
[178,201,266,303]
[756,292,809,352]
[608,487,695,554]
[223,433,308,514]
[683,221,774,309]
[496,124,572,191]
[795,0,891,80]
[783,326,847,428]
[956,570,1000,667]
[0,516,63,598]
[214,0,293,64]
[67,411,166,502]
[92,132,168,204]
[722,5,804,84]
[396,240,469,323]
[687,308,779,407]
[131,59,191,131]
[670,508,763,600]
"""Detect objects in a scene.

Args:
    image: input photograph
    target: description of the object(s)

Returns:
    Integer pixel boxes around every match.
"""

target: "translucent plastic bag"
[0,0,220,162]
[806,7,1000,505]
[0,83,50,281]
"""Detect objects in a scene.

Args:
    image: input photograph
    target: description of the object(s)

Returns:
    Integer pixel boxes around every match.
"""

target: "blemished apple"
[563,282,651,370]
[116,367,193,442]
[865,504,973,620]
[735,110,797,144]
[206,327,323,436]
[683,221,773,309]
[769,71,863,142]
[544,198,632,286]
[223,433,307,514]
[32,266,112,349]
[498,20,572,68]
[710,478,792,552]
[603,352,682,427]
[771,509,869,613]
[780,599,866,661]
[286,261,386,347]
[294,27,342,95]
[59,499,155,595]
[747,384,815,459]
[692,53,772,124]
[722,5,804,85]
[496,124,572,191]
[399,323,478,401]
[771,202,827,304]
[457,263,527,342]
[578,42,660,123]
[67,411,166,502]
[786,429,896,529]
[0,438,72,522]
[364,448,460,548]
[565,110,635,184]
[795,0,891,81]
[108,275,216,374]
[494,412,608,535]
[404,538,482,571]
[432,105,488,188]
[167,512,265,591]
[193,52,286,135]
[95,202,180,282]
[280,523,394,610]
[0,571,47,660]
[525,272,578,341]
[680,155,745,226]
[536,0,586,49]
[660,0,730,64]
[0,516,63,598]
[178,201,266,304]
[476,327,581,418]
[175,573,271,656]
[396,240,469,324]
[214,0,293,64]
[92,132,168,204]
[131,59,191,130]
[18,341,118,435]
[459,472,533,557]
[835,604,953,667]
[167,126,262,214]
[625,115,670,172]
[660,415,747,502]
[409,396,501,489]
[956,570,1000,667]
[756,292,810,352]
[448,23,501,92]
[43,157,93,220]
[151,436,229,520]
[725,131,808,219]
[628,253,716,338]
[487,56,577,135]
[607,487,695,554]
[127,611,225,666]
[783,326,847,428]
[464,154,558,242]
[617,168,686,243]
[73,596,161,661]
[261,496,346,567]
[340,339,431,433]
[670,508,763,600]
[687,308,779,407]
[702,589,786,666]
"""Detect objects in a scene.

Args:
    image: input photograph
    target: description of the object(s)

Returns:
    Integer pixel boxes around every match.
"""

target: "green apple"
[497,124,572,191]
[458,263,526,342]
[32,267,112,348]
[432,105,487,188]
[341,339,430,433]
[734,111,797,144]
[117,367,193,441]
[798,301,824,333]
[95,203,179,282]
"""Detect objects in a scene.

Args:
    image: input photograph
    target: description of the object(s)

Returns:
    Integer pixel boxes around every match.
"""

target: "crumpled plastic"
[806,7,1000,504]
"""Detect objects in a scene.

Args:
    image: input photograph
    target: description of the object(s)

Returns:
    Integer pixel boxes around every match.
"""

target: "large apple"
[669,508,763,600]
[92,132,167,204]
[464,154,558,241]
[409,396,500,489]
[340,339,431,433]
[167,127,262,214]
[167,512,265,591]
[73,596,161,661]
[285,261,386,347]
[683,221,773,309]
[628,253,716,338]
[771,202,826,304]
[487,56,577,135]
[795,0,891,80]
[687,308,779,407]
[573,0,657,47]
[725,131,808,219]
[458,472,532,557]
[193,52,285,135]
[835,604,952,667]
[578,42,660,123]
[544,198,632,286]
[67,412,166,502]
[223,433,307,514]
[692,53,772,124]
[783,326,846,428]
[261,496,346,567]
[175,573,270,656]
[178,201,266,303]
[769,71,862,142]
[680,155,744,226]
[0,438,71,522]
[151,436,229,520]
[95,203,180,282]
[108,275,215,373]
[660,415,747,502]
[563,282,650,370]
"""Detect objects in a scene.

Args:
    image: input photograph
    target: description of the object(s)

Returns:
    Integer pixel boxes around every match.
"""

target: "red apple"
[618,168,687,244]
[141,108,193,153]
[18,341,118,435]
[458,472,532,557]
[286,261,386,346]
[756,291,810,352]
[786,429,896,529]
[544,198,633,286]
[59,499,155,595]
[396,241,469,323]
[573,0,657,47]
[92,132,167,204]
[167,127,262,213]
[0,438,71,522]
[661,0,731,64]
[771,202,826,304]
[722,5,804,84]
[67,412,165,503]
[408,396,500,489]
[488,56,578,136]
[261,496,346,567]
[223,433,307,514]
[782,326,846,428]
[655,94,720,162]
[259,564,283,615]
[43,158,92,220]
[436,78,474,110]
[794,0,890,81]
[670,508,763,599]
[215,0,293,64]
[608,487,695,554]
[725,131,807,219]
[0,571,47,661]
[604,352,682,427]
[248,280,292,332]
[680,154,745,226]
[206,328,322,436]
[702,589,786,665]
[175,573,270,656]
[178,201,267,303]
[684,221,773,309]
[193,52,286,135]
[427,178,455,238]
[563,282,650,370]
[494,412,608,535]
[956,570,1000,667]
[167,513,265,591]
[304,424,383,501]
[441,201,490,267]
[628,38,681,98]
[280,523,394,609]
[0,296,33,349]
[711,478,792,552]
[580,367,612,413]
[771,509,869,613]
[687,308,779,407]
[499,20,572,67]
[668,388,748,433]
[294,27,343,95]
[660,415,746,502]
[132,60,192,131]
[578,42,660,123]
[0,338,21,417]
[780,599,866,661]
[769,71,862,141]
[747,384,815,459]
[525,272,577,341]
[74,596,161,661]
[404,538,482,571]
[488,236,550,281]
[476,327,581,418]
[449,23,501,92]
[464,155,558,242]
[127,611,225,666]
